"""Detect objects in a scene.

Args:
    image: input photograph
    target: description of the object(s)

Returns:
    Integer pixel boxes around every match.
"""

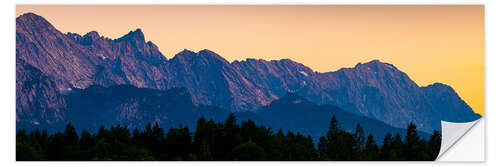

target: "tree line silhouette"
[16,113,441,161]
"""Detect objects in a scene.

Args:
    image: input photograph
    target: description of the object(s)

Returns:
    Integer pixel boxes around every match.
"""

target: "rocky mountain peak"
[171,49,229,65]
[178,49,196,55]
[84,31,100,41]
[17,12,48,24]
[347,59,417,88]
[16,12,57,33]
[278,59,314,74]
[67,31,102,45]
[279,58,296,64]
[115,28,145,42]
[171,49,197,63]
[197,49,228,63]
[423,82,458,96]
[426,82,452,89]
[354,59,397,72]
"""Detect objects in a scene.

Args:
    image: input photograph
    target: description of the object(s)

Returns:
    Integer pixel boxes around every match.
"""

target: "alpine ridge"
[16,12,480,133]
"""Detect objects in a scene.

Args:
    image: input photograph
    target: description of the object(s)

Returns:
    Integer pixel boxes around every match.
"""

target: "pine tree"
[223,113,241,159]
[354,123,365,148]
[193,117,207,154]
[152,122,164,141]
[79,130,92,148]
[362,134,379,160]
[329,115,339,133]
[404,122,420,160]
[63,123,78,145]
[380,133,392,160]
[277,128,284,138]
[144,123,153,138]
[390,134,404,160]
[224,113,237,128]
[325,115,357,160]
[97,125,107,140]
[353,123,365,157]
[329,131,357,160]
[306,135,319,160]
[428,130,441,160]
[318,136,328,160]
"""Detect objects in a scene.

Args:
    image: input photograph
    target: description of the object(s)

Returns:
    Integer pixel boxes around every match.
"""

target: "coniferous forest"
[16,114,442,161]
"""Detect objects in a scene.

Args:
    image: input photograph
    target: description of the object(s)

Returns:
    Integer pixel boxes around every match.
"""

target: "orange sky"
[16,5,484,115]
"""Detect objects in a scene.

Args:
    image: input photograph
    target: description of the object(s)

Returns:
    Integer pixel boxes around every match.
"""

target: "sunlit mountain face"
[16,13,480,136]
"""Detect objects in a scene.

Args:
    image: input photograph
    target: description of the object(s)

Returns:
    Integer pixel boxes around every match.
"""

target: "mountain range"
[16,12,480,135]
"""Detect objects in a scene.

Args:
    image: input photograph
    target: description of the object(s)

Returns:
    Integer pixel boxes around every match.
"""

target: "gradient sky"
[16,5,484,115]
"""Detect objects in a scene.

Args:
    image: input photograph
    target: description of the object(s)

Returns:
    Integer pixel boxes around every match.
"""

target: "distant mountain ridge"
[64,85,230,132]
[16,12,480,133]
[22,82,420,143]
[256,92,430,143]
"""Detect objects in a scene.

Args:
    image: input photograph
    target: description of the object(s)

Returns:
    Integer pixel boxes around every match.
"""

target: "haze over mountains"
[16,13,480,135]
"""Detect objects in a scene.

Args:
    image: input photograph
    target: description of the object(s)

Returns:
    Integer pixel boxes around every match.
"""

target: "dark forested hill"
[64,85,230,132]
[255,93,430,143]
[24,84,423,144]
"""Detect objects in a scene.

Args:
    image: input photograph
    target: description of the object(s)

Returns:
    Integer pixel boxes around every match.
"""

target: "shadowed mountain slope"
[16,13,480,133]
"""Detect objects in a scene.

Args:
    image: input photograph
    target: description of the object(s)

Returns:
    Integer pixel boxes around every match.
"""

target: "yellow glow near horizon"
[16,5,484,115]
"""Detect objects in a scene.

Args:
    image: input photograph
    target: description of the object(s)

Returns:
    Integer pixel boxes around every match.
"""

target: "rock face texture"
[64,85,230,132]
[232,58,315,102]
[256,93,429,143]
[17,13,170,91]
[16,13,480,133]
[299,60,480,132]
[167,49,268,112]
[16,58,67,130]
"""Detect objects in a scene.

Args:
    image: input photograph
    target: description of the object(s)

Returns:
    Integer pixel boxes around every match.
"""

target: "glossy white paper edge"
[436,118,484,161]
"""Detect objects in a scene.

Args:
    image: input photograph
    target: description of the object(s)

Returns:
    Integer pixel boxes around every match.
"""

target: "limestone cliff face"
[16,13,480,133]
[17,13,171,91]
[16,58,67,130]
[300,60,480,132]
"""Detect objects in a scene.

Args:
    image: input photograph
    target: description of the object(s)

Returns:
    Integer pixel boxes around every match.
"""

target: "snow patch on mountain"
[299,71,308,76]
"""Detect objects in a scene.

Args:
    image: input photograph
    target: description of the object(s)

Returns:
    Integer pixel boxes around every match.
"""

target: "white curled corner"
[436,118,482,161]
